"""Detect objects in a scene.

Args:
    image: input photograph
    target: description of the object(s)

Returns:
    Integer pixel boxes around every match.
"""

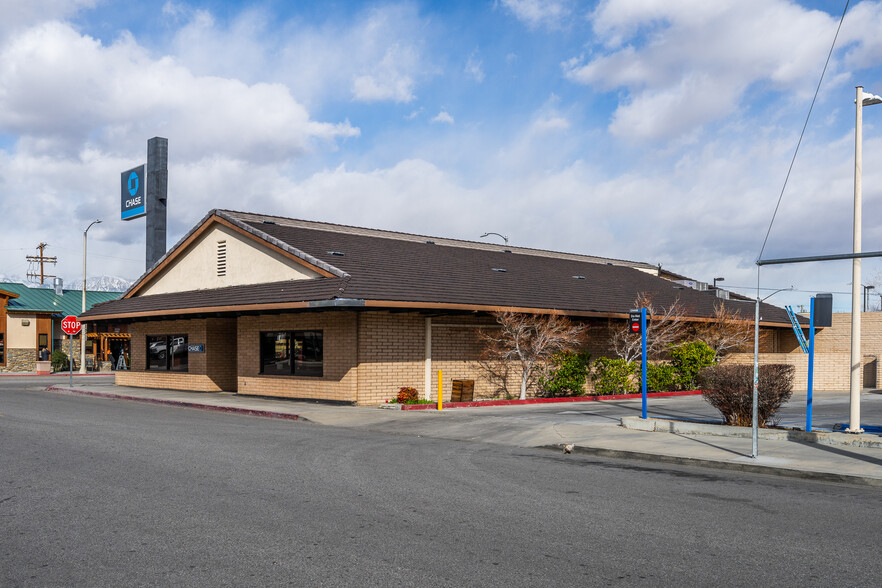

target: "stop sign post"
[629,308,648,419]
[61,316,81,386]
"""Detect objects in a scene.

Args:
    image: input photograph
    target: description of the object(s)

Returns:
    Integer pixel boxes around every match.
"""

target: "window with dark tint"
[294,331,323,377]
[147,334,188,371]
[260,330,322,377]
[261,332,291,376]
[169,335,188,372]
[147,335,167,370]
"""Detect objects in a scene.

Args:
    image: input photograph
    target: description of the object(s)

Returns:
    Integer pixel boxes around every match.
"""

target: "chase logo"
[128,171,139,197]
[121,164,146,220]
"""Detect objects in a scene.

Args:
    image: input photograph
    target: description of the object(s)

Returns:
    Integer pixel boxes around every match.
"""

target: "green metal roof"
[0,282,121,317]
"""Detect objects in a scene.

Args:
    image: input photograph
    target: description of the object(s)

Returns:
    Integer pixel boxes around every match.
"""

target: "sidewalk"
[44,382,882,487]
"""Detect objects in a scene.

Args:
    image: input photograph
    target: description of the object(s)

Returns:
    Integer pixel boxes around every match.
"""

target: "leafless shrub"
[697,364,795,427]
[478,312,588,400]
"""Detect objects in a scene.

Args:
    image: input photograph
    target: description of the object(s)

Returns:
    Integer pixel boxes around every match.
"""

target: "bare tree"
[478,312,588,400]
[610,292,687,362]
[694,302,753,360]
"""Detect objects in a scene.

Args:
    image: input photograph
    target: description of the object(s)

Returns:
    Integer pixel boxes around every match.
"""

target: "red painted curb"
[397,390,702,410]
[46,386,307,422]
[0,373,115,377]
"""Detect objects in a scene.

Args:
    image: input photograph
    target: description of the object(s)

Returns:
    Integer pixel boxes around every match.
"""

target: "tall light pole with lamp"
[848,87,882,432]
[80,219,101,374]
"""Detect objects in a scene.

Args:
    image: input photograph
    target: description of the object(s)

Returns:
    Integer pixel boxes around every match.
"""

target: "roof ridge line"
[218,209,654,268]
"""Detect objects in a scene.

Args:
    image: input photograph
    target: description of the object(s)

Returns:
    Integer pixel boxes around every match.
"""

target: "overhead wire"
[757,0,851,262]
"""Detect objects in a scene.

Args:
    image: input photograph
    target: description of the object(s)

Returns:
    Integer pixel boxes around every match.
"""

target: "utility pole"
[26,243,57,285]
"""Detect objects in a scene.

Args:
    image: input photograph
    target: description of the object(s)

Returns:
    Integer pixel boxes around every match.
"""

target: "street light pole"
[751,281,793,458]
[80,219,101,375]
[847,86,882,432]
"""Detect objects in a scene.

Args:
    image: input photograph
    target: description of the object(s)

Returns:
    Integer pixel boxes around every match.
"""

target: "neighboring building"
[81,209,800,404]
[0,283,125,372]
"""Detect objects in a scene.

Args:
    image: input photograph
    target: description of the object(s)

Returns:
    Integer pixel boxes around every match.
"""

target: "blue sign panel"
[121,164,146,220]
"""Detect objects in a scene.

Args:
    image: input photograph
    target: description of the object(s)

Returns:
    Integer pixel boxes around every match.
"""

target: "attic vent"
[217,240,227,277]
[327,251,345,256]
[425,240,435,244]
[572,275,586,280]
[262,220,275,225]
[503,249,512,253]
[492,268,507,272]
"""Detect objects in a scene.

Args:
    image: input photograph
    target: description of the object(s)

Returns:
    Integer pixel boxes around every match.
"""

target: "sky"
[2,0,882,311]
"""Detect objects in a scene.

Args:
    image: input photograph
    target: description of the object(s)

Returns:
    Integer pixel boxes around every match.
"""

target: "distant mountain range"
[0,274,133,292]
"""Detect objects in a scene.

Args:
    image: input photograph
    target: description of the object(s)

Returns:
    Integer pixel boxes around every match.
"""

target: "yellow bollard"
[437,369,443,411]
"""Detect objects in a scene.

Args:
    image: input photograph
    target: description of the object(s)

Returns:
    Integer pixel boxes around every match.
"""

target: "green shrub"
[646,362,677,392]
[697,364,795,427]
[591,357,637,395]
[539,351,591,397]
[670,341,717,390]
[51,349,69,371]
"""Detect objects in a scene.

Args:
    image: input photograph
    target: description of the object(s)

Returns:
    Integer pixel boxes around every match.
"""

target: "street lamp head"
[861,93,882,107]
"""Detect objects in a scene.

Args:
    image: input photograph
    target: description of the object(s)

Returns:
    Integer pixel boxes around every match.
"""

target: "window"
[147,334,188,371]
[260,330,322,377]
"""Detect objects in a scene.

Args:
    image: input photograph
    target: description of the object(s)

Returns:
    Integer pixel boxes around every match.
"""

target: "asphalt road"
[2,382,881,586]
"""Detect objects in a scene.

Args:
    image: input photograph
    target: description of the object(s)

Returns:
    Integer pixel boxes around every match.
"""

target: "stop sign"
[61,316,82,335]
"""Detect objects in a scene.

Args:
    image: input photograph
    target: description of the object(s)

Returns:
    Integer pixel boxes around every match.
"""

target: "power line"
[758,0,850,261]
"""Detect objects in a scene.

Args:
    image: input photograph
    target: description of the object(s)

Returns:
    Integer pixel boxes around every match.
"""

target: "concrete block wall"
[237,311,358,403]
[723,352,879,391]
[356,311,424,404]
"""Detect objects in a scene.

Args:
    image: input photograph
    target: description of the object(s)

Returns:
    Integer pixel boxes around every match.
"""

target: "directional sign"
[121,164,146,220]
[61,316,82,335]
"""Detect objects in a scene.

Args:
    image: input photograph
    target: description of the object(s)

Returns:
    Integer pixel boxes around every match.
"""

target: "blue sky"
[2,0,882,311]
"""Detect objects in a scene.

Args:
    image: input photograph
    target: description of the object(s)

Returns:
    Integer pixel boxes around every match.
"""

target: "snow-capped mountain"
[0,273,133,292]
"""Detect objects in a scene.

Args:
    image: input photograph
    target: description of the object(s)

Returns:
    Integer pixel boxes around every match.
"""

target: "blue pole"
[641,308,648,419]
[806,297,815,432]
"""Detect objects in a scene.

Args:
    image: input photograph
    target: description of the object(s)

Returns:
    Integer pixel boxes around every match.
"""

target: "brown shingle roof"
[82,209,798,326]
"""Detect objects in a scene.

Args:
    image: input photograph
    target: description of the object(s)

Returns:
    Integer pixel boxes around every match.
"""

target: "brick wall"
[237,311,358,403]
[723,352,878,391]
[115,318,229,392]
[356,312,424,404]
[734,312,882,391]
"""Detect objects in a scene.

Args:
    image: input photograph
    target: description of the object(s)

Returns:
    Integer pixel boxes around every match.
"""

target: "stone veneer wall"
[1,348,37,372]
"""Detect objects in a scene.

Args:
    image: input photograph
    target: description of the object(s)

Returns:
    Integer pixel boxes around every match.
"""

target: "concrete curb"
[396,390,703,410]
[621,416,882,448]
[46,386,310,423]
[542,443,882,488]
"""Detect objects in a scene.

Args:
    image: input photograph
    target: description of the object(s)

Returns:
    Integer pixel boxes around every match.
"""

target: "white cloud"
[465,51,485,82]
[168,3,429,107]
[0,21,358,162]
[500,0,574,29]
[0,0,96,40]
[564,0,868,141]
[431,110,455,124]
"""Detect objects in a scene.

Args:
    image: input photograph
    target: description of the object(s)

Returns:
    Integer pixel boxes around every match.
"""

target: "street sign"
[61,316,82,335]
[629,309,642,334]
[121,164,146,220]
